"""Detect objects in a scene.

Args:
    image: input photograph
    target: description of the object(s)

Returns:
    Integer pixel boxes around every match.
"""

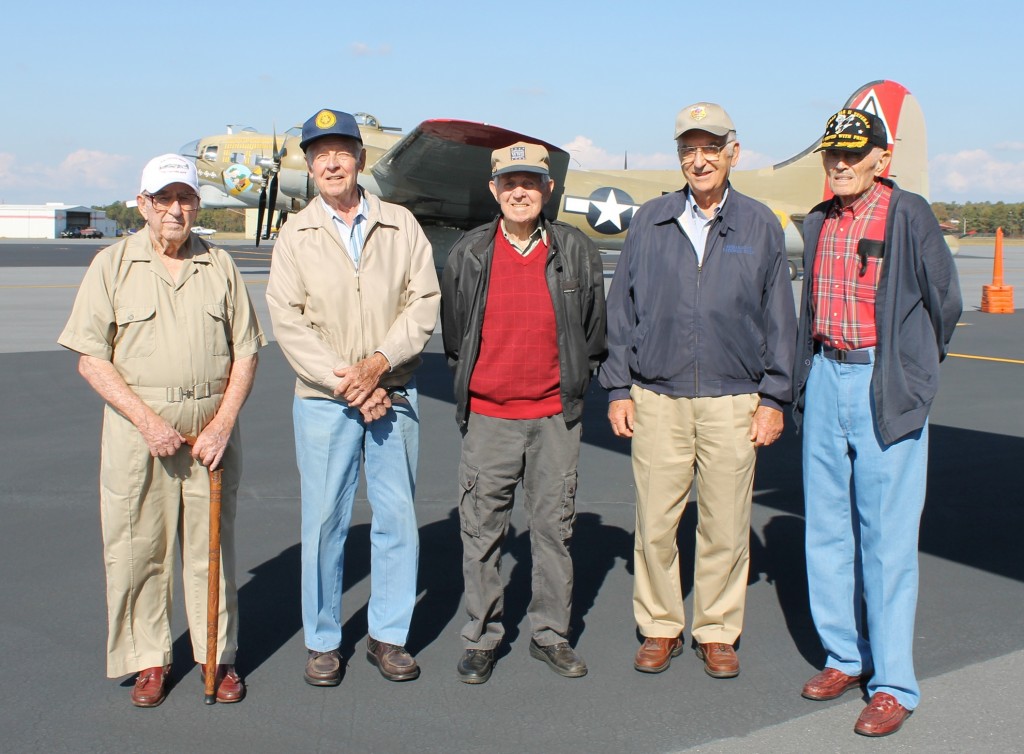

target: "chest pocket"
[203,304,232,356]
[560,276,585,324]
[114,305,156,358]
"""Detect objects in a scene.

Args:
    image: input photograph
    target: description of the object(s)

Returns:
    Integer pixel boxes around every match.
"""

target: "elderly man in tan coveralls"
[58,154,265,708]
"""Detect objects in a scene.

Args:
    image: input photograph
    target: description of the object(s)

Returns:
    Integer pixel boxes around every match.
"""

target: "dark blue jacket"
[599,186,796,409]
[792,180,962,445]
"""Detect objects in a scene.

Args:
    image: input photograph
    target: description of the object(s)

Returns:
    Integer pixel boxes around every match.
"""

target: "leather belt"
[817,343,873,364]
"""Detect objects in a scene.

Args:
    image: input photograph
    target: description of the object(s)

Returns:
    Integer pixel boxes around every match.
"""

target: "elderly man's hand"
[749,405,784,447]
[608,399,635,438]
[334,353,390,407]
[358,387,393,423]
[138,414,186,458]
[191,418,232,470]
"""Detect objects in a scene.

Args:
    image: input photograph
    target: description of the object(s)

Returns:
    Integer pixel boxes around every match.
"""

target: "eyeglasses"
[677,143,732,164]
[145,192,200,211]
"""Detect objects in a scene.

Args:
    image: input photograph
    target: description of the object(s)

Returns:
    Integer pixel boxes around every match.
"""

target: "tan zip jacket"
[266,193,440,399]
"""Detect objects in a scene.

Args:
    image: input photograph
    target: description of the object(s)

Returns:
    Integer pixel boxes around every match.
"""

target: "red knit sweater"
[468,231,561,419]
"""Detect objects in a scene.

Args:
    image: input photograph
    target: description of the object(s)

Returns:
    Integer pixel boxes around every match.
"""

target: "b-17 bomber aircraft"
[181,80,934,276]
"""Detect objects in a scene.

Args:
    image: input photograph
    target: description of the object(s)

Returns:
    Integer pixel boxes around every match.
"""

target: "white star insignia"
[591,189,631,231]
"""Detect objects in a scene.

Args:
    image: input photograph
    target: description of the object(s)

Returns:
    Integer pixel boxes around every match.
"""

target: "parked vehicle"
[59,227,82,238]
[79,227,104,239]
[191,226,217,236]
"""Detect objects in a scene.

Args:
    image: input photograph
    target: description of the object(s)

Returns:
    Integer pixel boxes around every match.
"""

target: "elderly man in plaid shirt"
[791,108,961,738]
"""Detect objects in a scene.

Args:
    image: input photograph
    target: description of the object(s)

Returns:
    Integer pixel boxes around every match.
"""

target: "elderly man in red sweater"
[441,142,607,684]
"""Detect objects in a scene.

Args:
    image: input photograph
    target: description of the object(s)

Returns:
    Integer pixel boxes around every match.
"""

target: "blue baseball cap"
[299,109,363,152]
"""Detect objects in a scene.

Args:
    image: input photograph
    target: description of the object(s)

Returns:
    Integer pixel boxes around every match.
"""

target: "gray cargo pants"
[458,412,581,649]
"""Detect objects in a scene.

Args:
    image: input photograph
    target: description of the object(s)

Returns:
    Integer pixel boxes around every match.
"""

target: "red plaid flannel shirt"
[811,181,891,349]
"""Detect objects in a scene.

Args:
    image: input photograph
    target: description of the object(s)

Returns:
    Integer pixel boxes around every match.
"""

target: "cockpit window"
[202,144,218,161]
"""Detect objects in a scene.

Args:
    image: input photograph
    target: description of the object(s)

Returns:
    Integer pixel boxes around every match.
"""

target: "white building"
[0,204,118,239]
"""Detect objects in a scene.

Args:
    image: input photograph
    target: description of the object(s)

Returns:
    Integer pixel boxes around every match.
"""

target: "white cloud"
[561,136,675,171]
[0,150,136,204]
[350,42,392,57]
[734,149,776,170]
[560,136,779,172]
[931,149,1024,200]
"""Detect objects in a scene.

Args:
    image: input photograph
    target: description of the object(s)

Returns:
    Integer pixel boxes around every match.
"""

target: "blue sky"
[2,0,1021,207]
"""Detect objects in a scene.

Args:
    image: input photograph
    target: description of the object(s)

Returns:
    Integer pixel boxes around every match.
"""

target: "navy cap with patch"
[815,108,888,153]
[299,109,363,152]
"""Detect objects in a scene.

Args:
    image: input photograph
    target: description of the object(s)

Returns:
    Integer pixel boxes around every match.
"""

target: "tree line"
[95,202,246,233]
[931,202,1024,238]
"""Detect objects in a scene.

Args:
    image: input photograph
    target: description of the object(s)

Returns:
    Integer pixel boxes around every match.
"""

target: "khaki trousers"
[630,387,758,645]
[99,400,239,678]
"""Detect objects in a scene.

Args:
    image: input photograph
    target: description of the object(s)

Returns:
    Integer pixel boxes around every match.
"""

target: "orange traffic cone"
[981,227,1015,313]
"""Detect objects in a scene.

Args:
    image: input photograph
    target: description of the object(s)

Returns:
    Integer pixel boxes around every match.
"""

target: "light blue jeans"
[293,382,420,651]
[802,352,928,710]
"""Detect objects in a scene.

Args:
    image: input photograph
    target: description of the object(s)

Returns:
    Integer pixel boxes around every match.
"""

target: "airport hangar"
[0,204,117,239]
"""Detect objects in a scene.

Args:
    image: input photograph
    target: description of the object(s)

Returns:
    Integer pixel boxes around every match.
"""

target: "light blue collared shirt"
[321,193,369,269]
[676,187,729,266]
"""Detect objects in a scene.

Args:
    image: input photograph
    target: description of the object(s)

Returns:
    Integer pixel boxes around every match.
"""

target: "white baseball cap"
[139,154,200,195]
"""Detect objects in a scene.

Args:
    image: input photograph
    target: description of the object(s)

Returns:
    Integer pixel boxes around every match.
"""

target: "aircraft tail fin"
[845,80,928,199]
[731,79,928,216]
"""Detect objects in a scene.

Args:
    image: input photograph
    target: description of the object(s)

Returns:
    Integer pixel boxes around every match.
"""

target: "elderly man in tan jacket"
[266,109,440,687]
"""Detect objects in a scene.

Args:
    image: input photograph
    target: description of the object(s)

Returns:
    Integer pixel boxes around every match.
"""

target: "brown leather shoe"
[130,665,170,707]
[366,637,420,682]
[200,663,246,703]
[695,642,739,678]
[634,636,683,673]
[304,649,342,686]
[802,667,867,701]
[854,692,912,737]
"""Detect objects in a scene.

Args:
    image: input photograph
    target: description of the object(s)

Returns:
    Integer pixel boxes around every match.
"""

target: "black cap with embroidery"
[815,109,888,153]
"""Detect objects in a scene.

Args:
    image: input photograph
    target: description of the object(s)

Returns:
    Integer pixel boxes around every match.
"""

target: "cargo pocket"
[559,471,578,539]
[458,461,481,537]
[203,303,231,356]
[114,305,156,358]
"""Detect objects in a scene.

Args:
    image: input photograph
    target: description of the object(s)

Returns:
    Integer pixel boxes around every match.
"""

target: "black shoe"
[529,640,587,678]
[457,649,495,684]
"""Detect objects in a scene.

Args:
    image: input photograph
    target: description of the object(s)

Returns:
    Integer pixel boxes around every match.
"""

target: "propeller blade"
[256,185,267,247]
[265,173,279,240]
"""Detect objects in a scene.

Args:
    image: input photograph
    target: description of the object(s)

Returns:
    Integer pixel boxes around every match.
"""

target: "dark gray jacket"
[792,179,962,444]
[599,186,796,410]
[441,216,607,429]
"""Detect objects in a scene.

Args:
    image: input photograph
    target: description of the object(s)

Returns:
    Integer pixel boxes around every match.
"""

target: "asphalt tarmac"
[1,238,1022,753]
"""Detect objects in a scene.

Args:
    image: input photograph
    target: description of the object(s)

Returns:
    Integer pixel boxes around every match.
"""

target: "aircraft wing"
[367,119,569,229]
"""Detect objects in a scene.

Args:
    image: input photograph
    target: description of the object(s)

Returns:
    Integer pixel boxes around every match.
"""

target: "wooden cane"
[204,466,223,704]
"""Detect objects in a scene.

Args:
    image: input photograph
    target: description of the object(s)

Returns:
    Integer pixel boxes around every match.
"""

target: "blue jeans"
[802,352,928,710]
[293,382,420,651]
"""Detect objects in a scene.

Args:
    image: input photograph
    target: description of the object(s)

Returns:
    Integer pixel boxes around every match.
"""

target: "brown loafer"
[200,663,246,703]
[696,642,739,678]
[366,637,420,682]
[802,667,867,701]
[854,692,912,737]
[130,665,170,707]
[634,636,683,674]
[304,649,342,687]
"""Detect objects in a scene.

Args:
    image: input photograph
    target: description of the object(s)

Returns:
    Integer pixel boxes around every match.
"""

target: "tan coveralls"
[58,233,265,677]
